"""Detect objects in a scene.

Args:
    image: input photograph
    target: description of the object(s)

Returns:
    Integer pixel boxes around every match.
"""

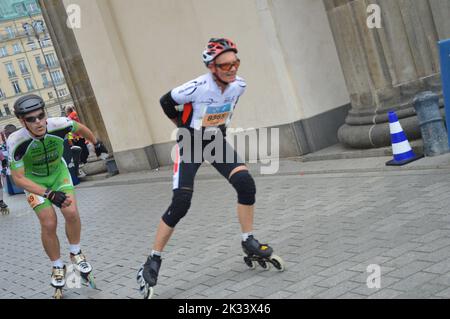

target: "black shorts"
[172,129,245,190]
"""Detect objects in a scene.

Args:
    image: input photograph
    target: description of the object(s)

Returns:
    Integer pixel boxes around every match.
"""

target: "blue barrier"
[439,38,450,147]
[5,175,24,195]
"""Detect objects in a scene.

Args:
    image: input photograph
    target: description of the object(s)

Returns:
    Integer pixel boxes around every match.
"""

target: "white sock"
[151,250,161,257]
[241,232,253,242]
[52,259,64,268]
[69,244,81,255]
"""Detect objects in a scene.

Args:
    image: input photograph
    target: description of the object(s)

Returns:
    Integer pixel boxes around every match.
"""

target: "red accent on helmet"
[202,38,238,65]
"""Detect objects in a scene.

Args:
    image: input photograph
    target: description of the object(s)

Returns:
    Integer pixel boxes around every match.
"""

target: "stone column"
[38,0,112,152]
[324,0,450,148]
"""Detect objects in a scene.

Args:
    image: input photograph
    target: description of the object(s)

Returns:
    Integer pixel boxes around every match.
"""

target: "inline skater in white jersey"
[137,38,284,299]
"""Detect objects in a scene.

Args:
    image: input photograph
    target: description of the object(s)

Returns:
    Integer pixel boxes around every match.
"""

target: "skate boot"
[51,265,66,299]
[70,251,96,288]
[0,200,9,215]
[136,254,162,299]
[241,235,285,271]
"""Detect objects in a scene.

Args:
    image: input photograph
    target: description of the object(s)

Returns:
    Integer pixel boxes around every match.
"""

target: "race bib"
[202,104,231,127]
[26,192,46,209]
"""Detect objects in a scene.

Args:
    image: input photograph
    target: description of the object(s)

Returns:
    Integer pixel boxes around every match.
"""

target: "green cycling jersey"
[7,117,79,177]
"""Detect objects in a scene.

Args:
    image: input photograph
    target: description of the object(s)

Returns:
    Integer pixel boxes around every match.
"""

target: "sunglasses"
[215,59,240,71]
[24,112,46,123]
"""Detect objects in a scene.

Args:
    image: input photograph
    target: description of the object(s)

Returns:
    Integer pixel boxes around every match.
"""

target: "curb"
[77,161,450,189]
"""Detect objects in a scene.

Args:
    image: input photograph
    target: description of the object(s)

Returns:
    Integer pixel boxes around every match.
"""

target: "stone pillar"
[324,0,450,148]
[38,0,112,152]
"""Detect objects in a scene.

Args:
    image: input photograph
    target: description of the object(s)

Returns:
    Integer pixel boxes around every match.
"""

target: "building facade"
[38,0,450,173]
[40,0,350,173]
[0,0,74,134]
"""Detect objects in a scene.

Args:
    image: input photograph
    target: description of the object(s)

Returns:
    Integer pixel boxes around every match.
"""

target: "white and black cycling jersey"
[170,72,246,130]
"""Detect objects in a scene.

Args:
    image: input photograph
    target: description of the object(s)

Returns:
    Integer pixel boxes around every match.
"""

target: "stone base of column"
[338,114,422,149]
[338,95,445,149]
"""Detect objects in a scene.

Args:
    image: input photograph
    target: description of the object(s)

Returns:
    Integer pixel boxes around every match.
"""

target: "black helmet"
[14,94,45,118]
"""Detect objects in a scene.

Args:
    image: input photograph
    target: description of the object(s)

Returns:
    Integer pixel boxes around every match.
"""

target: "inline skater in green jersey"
[7,94,108,298]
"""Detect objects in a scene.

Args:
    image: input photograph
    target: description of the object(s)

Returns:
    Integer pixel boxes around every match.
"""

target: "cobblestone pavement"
[2,160,450,299]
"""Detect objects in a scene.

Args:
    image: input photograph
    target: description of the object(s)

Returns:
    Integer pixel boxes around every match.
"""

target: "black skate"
[51,265,66,299]
[0,200,9,215]
[70,251,96,289]
[136,255,162,299]
[242,235,285,271]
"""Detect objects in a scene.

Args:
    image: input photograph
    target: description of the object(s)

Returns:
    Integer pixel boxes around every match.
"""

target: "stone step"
[81,159,107,175]
[299,140,424,162]
[78,172,109,183]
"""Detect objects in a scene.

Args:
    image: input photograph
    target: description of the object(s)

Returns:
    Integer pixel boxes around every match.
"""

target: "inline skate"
[0,200,9,215]
[51,265,66,299]
[242,235,285,271]
[70,251,96,288]
[136,254,162,299]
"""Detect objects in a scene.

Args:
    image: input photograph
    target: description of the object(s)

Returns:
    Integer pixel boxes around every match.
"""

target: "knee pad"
[162,189,193,227]
[229,170,256,205]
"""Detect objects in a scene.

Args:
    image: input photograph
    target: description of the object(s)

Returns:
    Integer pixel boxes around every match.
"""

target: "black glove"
[94,140,108,157]
[1,158,7,168]
[43,188,67,208]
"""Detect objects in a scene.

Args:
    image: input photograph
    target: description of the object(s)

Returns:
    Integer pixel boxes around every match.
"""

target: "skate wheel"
[258,260,270,270]
[87,273,96,289]
[143,285,154,299]
[136,265,144,285]
[137,270,153,299]
[80,273,95,288]
[138,282,154,299]
[243,256,256,270]
[53,288,63,299]
[80,274,89,286]
[136,263,155,299]
[269,255,285,272]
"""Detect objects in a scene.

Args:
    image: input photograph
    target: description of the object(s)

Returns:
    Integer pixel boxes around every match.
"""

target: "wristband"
[43,188,52,199]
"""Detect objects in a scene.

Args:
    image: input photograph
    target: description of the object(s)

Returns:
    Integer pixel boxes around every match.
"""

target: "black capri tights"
[162,133,256,228]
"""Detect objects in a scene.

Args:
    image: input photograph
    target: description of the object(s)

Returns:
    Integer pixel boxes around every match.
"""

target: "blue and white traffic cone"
[386,111,423,166]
